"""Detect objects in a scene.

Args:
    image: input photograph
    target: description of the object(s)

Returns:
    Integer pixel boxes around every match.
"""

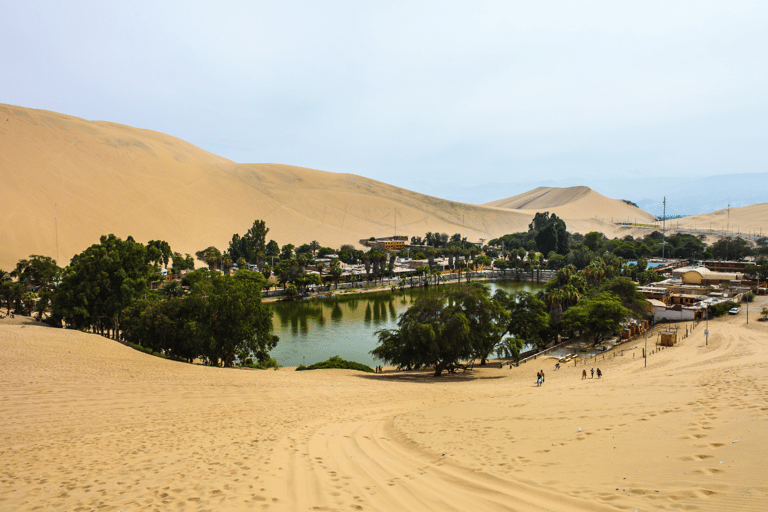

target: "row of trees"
[123,270,277,366]
[373,255,642,376]
[1,234,280,368]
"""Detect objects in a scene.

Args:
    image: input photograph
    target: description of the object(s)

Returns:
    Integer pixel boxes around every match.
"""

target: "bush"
[295,355,374,373]
[126,341,168,359]
[742,292,756,303]
[240,356,280,370]
[707,301,739,318]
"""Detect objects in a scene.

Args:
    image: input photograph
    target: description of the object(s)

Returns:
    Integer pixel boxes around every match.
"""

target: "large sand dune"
[672,203,768,238]
[2,296,767,511]
[487,186,659,226]
[3,105,653,270]
[1,104,543,269]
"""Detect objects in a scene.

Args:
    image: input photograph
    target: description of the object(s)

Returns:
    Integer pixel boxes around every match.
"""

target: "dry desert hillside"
[3,105,655,269]
[486,186,659,227]
[2,296,768,511]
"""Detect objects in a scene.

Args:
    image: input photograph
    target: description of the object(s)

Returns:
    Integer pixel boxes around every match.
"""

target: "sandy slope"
[672,203,768,237]
[1,104,541,270]
[1,105,666,271]
[487,186,659,226]
[2,296,768,511]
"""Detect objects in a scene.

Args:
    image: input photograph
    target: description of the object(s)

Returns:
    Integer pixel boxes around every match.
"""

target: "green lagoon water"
[268,281,543,367]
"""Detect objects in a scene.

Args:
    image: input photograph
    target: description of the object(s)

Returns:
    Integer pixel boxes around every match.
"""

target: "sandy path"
[2,298,767,511]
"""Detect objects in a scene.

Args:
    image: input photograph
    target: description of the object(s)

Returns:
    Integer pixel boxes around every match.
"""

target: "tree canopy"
[51,234,160,334]
[561,291,630,345]
[123,269,277,366]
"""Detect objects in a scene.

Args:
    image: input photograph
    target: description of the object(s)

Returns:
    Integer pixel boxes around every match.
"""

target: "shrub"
[126,341,168,359]
[295,355,374,373]
[240,355,280,370]
[707,301,739,318]
[742,292,756,303]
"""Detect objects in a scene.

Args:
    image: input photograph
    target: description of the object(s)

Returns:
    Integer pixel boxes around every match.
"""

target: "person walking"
[591,368,595,379]
[540,370,545,384]
[582,369,587,379]
[597,368,602,378]
[536,371,542,386]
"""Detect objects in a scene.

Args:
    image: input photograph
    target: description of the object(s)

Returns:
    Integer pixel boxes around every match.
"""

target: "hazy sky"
[4,1,767,203]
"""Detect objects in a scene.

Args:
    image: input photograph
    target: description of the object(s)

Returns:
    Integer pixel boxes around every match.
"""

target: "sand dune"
[487,186,659,226]
[2,296,767,511]
[2,105,660,270]
[1,104,542,269]
[672,203,768,238]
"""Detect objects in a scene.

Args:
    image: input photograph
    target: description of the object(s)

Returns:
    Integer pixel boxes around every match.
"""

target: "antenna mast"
[661,197,666,259]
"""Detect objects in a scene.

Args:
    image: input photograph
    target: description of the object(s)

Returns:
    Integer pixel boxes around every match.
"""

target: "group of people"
[581,368,602,379]
[539,363,606,386]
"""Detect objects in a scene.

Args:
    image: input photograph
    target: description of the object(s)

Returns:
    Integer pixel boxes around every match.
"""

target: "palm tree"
[222,256,233,275]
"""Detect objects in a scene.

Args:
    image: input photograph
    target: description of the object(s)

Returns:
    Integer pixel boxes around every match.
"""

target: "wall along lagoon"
[268,281,543,367]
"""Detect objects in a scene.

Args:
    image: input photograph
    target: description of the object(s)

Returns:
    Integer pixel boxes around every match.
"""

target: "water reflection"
[268,282,542,366]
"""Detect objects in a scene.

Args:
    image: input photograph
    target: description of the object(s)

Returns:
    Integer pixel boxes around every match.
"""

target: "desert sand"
[2,105,653,271]
[486,186,658,226]
[670,203,768,238]
[2,296,767,511]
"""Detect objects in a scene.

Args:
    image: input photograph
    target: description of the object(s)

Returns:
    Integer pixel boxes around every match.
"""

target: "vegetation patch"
[296,356,374,373]
[706,301,740,318]
[125,341,168,359]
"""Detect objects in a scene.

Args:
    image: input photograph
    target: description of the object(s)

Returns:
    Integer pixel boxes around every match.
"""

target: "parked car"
[729,307,740,315]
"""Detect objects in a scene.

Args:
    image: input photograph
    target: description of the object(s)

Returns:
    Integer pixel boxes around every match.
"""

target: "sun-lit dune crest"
[672,203,768,235]
[486,186,658,225]
[1,104,545,269]
[485,186,593,210]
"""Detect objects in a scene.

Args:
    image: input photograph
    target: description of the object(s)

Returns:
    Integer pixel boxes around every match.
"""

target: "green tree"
[329,259,342,289]
[562,291,630,345]
[448,283,509,365]
[196,246,222,270]
[11,255,61,319]
[147,240,172,268]
[373,294,471,376]
[745,258,768,281]
[583,231,604,252]
[280,243,295,261]
[51,235,159,335]
[171,252,195,273]
[711,237,753,260]
[498,291,550,350]
[600,277,648,318]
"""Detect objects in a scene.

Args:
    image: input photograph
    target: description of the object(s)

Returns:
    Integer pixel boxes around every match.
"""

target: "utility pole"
[394,208,396,236]
[644,331,647,368]
[726,203,730,260]
[705,306,709,345]
[662,197,666,259]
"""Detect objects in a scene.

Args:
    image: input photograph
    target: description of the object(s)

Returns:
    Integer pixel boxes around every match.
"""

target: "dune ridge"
[486,186,659,226]
[3,104,654,269]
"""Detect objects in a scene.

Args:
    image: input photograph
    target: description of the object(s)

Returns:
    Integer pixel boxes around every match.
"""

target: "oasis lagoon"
[268,281,543,367]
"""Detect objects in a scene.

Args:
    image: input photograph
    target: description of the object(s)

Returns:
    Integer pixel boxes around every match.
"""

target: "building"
[359,236,408,251]
[676,268,744,285]
[703,260,751,273]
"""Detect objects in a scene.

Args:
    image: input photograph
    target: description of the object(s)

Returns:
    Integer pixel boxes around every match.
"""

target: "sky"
[3,1,768,208]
